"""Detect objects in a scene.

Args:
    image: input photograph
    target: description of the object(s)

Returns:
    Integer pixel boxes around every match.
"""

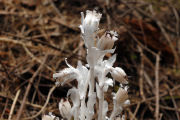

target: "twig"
[121,1,180,68]
[149,5,180,68]
[122,1,176,35]
[0,37,53,72]
[0,91,43,109]
[24,85,56,119]
[16,54,48,120]
[144,71,153,88]
[129,84,180,107]
[138,46,146,101]
[49,0,62,18]
[119,20,157,56]
[155,53,160,120]
[169,91,180,120]
[150,102,180,112]
[0,99,9,119]
[172,7,180,55]
[131,102,140,120]
[127,108,137,120]
[0,60,12,81]
[8,89,21,120]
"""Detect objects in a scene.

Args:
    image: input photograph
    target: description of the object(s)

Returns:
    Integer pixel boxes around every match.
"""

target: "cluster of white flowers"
[42,10,129,120]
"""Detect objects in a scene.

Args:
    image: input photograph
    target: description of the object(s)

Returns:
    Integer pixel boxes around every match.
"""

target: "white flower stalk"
[49,10,130,120]
[79,11,104,120]
[67,88,80,120]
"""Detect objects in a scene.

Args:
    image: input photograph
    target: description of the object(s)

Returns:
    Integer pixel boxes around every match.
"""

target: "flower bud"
[59,98,71,119]
[97,31,118,50]
[111,67,128,84]
[42,113,59,120]
[115,87,128,105]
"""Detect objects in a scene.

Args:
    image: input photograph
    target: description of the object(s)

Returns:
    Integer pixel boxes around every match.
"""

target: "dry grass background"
[0,0,180,120]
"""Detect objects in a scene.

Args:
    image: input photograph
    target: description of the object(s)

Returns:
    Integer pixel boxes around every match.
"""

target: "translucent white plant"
[43,10,129,120]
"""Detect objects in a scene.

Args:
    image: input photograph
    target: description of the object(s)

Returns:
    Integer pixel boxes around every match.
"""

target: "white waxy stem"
[111,67,128,84]
[59,99,72,119]
[97,31,118,50]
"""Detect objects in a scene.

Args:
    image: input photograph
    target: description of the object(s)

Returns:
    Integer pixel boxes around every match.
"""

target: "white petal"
[67,88,80,107]
[124,99,130,105]
[103,78,113,92]
[65,58,73,68]
[105,54,117,67]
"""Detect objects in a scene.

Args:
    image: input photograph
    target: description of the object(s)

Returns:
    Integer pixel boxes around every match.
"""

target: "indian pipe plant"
[42,10,130,120]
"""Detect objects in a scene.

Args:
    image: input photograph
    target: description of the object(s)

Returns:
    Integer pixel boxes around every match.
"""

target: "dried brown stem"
[8,89,21,120]
[155,53,160,120]
[24,85,56,120]
[16,55,48,120]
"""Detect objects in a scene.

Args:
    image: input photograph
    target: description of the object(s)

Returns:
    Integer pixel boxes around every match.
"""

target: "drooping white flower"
[53,59,89,87]
[79,10,102,48]
[42,113,59,120]
[53,67,78,86]
[59,98,71,119]
[115,87,128,105]
[110,86,129,120]
[80,10,101,34]
[97,31,118,50]
[111,67,128,84]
